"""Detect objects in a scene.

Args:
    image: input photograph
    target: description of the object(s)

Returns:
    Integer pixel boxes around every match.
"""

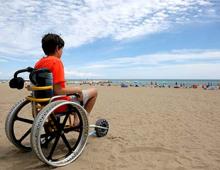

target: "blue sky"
[0,0,220,79]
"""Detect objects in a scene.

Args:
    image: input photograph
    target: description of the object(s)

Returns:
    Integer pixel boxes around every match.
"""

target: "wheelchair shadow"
[0,146,55,170]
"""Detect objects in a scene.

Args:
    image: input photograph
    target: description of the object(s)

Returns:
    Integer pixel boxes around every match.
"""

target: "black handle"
[14,67,34,78]
[9,67,35,89]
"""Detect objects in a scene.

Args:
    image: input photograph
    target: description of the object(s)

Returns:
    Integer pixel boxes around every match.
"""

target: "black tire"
[31,100,89,167]
[95,119,109,137]
[5,99,34,152]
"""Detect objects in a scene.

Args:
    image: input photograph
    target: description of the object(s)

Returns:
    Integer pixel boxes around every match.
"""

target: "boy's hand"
[25,84,31,91]
[76,87,83,101]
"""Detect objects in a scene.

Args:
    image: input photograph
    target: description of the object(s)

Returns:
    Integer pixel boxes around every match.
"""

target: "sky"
[0,0,220,79]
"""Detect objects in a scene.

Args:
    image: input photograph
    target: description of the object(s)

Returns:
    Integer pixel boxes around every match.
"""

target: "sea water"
[65,79,220,87]
[110,79,220,86]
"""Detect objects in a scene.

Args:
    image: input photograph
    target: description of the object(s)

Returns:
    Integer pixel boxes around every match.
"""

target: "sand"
[0,83,220,170]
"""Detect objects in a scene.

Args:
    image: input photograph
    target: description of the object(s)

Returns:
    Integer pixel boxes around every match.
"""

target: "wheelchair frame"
[5,67,109,167]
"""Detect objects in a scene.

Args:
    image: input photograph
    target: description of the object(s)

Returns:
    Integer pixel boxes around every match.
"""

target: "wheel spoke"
[16,117,33,124]
[50,114,61,130]
[47,114,70,160]
[61,113,70,128]
[7,100,32,151]
[64,125,81,133]
[47,133,61,160]
[18,128,31,143]
[72,123,83,150]
[61,134,72,153]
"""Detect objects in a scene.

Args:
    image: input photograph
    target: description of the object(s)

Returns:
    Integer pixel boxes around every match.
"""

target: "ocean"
[66,79,220,87]
[1,79,220,87]
[110,79,220,86]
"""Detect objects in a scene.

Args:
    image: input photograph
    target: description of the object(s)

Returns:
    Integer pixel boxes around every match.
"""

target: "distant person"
[174,82,180,88]
[35,33,97,125]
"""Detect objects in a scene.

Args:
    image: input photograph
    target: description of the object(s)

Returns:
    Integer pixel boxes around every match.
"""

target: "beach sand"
[0,84,220,170]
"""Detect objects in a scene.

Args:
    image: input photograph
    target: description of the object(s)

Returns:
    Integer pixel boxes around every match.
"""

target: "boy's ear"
[55,46,59,52]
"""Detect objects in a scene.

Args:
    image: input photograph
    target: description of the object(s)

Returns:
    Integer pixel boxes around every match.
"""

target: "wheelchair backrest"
[29,68,53,98]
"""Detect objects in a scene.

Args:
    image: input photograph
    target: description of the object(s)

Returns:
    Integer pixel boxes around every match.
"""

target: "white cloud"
[0,0,218,58]
[0,55,34,62]
[78,49,220,79]
[65,69,101,79]
[77,62,220,79]
[84,49,220,69]
[121,63,220,79]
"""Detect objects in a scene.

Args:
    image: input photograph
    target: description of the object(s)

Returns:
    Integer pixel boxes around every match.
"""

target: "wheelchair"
[5,67,109,167]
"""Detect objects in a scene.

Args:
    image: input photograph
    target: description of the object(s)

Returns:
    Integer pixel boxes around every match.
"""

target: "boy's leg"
[68,95,80,127]
[68,113,80,127]
[68,87,97,127]
[82,88,98,113]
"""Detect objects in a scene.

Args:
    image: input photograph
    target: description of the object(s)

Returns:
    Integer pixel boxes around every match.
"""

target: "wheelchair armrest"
[49,94,83,106]
[49,94,80,103]
[67,93,80,98]
[49,95,67,103]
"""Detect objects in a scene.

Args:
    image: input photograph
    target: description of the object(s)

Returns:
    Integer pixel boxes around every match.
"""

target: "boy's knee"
[91,87,98,97]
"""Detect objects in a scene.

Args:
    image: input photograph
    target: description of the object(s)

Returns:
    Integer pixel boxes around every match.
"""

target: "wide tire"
[31,100,89,167]
[95,119,109,137]
[5,99,33,152]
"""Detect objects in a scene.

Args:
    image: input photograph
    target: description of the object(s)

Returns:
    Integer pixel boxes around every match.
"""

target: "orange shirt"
[35,56,65,88]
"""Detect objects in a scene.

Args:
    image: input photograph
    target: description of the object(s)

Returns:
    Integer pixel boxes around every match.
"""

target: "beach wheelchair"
[5,67,109,167]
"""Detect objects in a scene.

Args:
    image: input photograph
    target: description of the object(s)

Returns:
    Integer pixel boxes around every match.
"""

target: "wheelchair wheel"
[95,119,109,137]
[5,99,34,152]
[31,100,89,167]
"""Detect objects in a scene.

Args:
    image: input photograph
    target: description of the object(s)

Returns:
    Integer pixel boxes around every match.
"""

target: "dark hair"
[41,33,64,55]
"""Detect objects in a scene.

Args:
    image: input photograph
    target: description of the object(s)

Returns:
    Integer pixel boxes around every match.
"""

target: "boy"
[35,33,97,125]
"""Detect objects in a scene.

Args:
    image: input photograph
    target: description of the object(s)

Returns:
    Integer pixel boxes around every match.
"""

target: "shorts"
[69,90,90,106]
[82,90,90,106]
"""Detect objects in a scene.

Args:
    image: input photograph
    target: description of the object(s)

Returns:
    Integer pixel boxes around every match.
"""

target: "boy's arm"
[53,84,83,99]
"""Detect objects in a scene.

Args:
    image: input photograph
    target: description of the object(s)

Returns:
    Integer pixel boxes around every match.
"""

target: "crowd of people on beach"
[66,80,220,90]
[120,81,220,90]
[1,79,220,90]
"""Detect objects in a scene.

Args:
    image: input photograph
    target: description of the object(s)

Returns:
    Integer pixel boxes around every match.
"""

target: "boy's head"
[42,33,64,56]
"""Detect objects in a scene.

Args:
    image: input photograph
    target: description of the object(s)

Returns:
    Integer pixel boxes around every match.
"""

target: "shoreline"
[1,79,220,90]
